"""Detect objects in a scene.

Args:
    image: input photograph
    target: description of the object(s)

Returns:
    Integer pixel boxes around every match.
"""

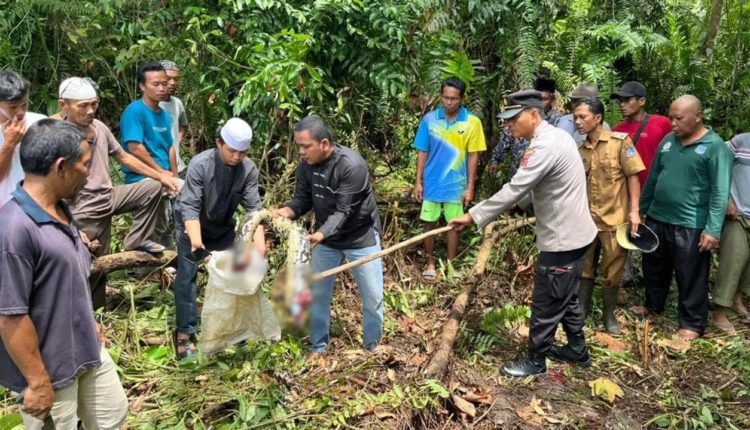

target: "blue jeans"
[310,234,384,352]
[173,226,233,334]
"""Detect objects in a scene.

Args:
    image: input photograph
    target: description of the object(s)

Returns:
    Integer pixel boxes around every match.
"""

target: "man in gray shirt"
[172,118,266,359]
[0,119,127,427]
[451,90,597,377]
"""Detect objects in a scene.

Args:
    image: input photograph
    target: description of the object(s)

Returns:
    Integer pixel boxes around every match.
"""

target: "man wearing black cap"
[610,81,672,289]
[489,77,562,181]
[610,81,671,189]
[451,90,597,377]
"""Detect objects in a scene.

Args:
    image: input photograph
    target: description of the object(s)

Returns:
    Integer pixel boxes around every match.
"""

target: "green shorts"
[420,200,464,222]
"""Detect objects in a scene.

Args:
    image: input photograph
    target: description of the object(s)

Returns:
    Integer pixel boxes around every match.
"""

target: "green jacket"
[640,128,733,238]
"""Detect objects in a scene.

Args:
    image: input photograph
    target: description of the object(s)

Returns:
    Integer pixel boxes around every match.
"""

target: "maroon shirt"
[613,114,672,187]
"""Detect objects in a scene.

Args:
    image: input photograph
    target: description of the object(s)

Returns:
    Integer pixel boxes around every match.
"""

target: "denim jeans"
[173,225,234,334]
[309,234,383,352]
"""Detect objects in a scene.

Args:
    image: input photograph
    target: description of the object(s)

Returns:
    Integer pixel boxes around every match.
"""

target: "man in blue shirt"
[413,77,486,281]
[121,62,178,249]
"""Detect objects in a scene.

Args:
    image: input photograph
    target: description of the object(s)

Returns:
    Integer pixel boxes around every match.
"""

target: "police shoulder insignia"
[611,132,629,140]
[520,149,535,168]
[625,146,637,158]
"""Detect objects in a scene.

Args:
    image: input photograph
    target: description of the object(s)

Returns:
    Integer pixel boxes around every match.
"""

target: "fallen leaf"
[594,332,627,352]
[374,410,396,419]
[657,337,691,353]
[142,336,166,346]
[452,394,476,418]
[516,407,544,426]
[408,353,427,366]
[513,324,530,339]
[462,391,493,405]
[515,263,533,274]
[386,368,396,382]
[530,397,546,416]
[589,378,624,403]
[194,374,209,383]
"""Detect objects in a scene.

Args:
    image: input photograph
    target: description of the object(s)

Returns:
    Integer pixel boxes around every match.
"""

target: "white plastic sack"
[199,249,281,355]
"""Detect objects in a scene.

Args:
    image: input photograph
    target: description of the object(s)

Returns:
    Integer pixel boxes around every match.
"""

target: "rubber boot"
[602,286,622,335]
[549,331,592,367]
[578,278,595,318]
[501,353,547,377]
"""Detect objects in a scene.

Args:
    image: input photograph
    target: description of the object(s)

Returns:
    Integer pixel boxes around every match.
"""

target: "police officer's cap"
[497,90,543,120]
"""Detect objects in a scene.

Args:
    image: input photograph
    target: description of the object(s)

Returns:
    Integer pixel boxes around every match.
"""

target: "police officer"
[574,97,645,334]
[451,90,597,377]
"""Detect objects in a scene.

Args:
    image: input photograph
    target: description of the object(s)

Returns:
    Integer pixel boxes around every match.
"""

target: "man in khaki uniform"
[575,97,645,334]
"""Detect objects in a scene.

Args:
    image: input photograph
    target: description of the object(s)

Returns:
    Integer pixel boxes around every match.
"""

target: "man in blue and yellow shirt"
[413,77,486,280]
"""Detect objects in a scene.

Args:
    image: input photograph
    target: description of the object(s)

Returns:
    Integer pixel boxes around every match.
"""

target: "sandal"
[422,268,437,282]
[173,332,197,360]
[135,240,166,255]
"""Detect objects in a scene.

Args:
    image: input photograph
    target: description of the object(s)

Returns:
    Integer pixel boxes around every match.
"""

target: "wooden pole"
[311,225,454,281]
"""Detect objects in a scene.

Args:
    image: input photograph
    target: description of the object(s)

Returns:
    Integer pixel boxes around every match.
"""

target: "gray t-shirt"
[159,96,188,173]
[728,133,750,218]
[0,187,101,392]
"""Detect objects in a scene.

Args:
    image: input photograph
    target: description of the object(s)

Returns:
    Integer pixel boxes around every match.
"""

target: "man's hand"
[413,182,423,202]
[628,210,641,235]
[272,207,295,219]
[463,187,474,206]
[727,198,740,221]
[489,163,498,177]
[2,118,26,150]
[699,233,719,252]
[306,232,325,247]
[159,173,179,196]
[448,213,474,231]
[21,381,54,421]
[95,322,105,345]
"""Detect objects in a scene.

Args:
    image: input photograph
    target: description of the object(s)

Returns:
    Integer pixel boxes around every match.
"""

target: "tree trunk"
[90,250,177,276]
[703,0,724,60]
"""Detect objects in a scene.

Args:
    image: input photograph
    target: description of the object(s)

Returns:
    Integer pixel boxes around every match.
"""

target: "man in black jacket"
[274,115,384,358]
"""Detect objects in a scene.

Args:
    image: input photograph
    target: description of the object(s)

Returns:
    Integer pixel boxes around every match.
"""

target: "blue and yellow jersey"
[414,106,486,203]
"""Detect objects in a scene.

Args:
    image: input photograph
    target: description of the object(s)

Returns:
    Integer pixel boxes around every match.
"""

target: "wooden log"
[90,250,177,275]
[422,217,536,378]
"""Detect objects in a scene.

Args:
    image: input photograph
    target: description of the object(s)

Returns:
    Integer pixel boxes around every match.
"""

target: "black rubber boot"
[602,286,622,335]
[578,278,595,318]
[501,353,547,377]
[549,332,592,367]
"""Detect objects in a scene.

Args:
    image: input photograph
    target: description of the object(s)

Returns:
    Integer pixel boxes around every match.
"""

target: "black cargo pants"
[528,245,589,356]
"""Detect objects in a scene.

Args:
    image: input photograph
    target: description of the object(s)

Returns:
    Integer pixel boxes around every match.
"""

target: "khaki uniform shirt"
[579,130,646,231]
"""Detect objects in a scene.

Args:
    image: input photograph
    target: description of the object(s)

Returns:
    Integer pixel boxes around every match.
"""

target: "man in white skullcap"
[55,77,179,309]
[159,60,189,176]
[171,118,266,359]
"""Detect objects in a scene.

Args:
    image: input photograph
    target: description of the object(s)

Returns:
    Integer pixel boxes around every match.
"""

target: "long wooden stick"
[311,225,454,281]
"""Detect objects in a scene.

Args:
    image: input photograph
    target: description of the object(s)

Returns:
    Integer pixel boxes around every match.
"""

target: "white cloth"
[469,121,598,252]
[220,117,252,152]
[159,96,188,172]
[0,112,47,206]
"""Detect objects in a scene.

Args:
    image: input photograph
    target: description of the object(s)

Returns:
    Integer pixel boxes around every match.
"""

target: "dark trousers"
[641,218,710,334]
[528,246,588,356]
[173,225,234,334]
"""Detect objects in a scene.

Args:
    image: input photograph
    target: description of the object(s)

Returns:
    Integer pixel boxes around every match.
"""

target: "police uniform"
[578,131,645,333]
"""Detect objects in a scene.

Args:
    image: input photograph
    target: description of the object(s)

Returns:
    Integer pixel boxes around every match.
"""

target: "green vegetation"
[2,0,750,428]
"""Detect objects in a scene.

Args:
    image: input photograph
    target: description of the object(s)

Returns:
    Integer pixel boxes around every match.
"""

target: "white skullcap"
[220,118,253,151]
[59,77,97,100]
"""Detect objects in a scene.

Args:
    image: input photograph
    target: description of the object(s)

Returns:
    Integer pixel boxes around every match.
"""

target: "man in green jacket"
[631,95,732,341]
